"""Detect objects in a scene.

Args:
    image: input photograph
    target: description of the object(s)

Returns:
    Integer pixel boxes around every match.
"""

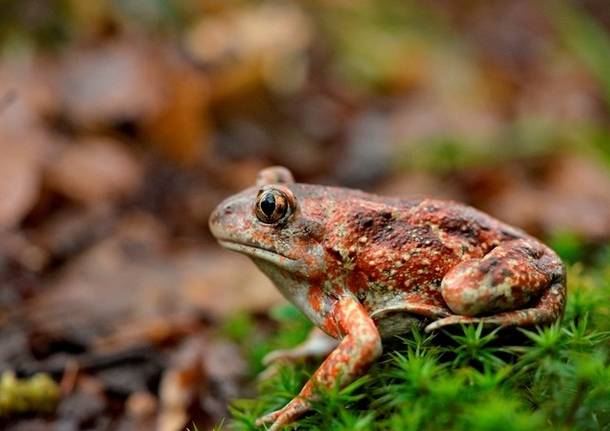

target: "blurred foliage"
[0,0,193,51]
[0,0,71,51]
[309,0,453,92]
[550,1,610,107]
[228,260,610,430]
[2,0,610,176]
[548,231,586,264]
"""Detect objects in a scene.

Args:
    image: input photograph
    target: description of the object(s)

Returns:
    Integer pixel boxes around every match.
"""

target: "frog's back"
[322,192,531,317]
[324,193,529,263]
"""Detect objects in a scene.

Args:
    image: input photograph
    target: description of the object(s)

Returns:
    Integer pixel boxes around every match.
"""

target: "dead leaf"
[184,3,312,98]
[200,339,247,420]
[45,137,143,206]
[464,155,610,240]
[0,102,53,230]
[144,54,211,165]
[126,391,158,420]
[0,151,40,230]
[19,212,280,350]
[157,337,205,431]
[59,40,165,126]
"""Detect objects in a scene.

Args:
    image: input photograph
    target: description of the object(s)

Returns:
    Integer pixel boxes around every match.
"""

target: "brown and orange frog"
[209,166,566,430]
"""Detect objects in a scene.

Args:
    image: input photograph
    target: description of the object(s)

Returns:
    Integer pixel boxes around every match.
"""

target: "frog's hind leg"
[425,280,564,332]
[262,327,338,366]
[426,239,566,333]
[259,327,339,381]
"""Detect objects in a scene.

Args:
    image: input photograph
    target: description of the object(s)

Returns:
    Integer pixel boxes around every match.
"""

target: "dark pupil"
[260,193,276,217]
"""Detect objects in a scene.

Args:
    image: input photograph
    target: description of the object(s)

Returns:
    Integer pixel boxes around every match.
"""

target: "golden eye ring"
[255,186,295,224]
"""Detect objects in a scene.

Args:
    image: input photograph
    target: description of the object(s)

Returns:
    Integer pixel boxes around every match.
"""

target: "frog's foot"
[425,280,565,332]
[258,328,339,381]
[262,327,338,367]
[425,315,486,332]
[256,409,282,427]
[256,397,310,431]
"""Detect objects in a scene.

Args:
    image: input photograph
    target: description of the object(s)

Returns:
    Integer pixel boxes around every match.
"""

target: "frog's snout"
[209,200,234,239]
[213,201,235,220]
[209,189,257,241]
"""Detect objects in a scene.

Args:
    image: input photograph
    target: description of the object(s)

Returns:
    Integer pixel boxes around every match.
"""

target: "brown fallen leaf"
[126,391,158,420]
[93,313,205,353]
[56,375,108,428]
[200,339,247,421]
[44,137,143,206]
[19,212,280,352]
[0,151,40,230]
[536,155,610,239]
[20,212,173,343]
[157,336,205,431]
[459,154,610,240]
[183,3,312,98]
[28,206,117,261]
[144,53,211,165]
[0,105,51,231]
[0,231,46,310]
[179,249,283,319]
[59,40,165,127]
[0,58,62,230]
[0,54,61,129]
[375,171,464,202]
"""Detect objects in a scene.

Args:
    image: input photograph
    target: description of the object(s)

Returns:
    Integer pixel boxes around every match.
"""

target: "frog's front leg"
[263,327,339,366]
[258,328,339,381]
[426,239,566,332]
[256,296,382,430]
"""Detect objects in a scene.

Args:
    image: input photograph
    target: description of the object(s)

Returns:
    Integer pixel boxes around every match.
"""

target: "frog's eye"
[255,187,295,224]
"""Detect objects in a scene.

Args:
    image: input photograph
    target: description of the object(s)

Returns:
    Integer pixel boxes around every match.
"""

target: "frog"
[208,166,566,430]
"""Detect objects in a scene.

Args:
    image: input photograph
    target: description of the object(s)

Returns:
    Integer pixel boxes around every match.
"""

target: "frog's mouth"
[218,240,300,271]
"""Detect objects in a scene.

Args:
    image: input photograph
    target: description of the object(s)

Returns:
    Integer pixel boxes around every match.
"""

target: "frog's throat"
[218,240,302,272]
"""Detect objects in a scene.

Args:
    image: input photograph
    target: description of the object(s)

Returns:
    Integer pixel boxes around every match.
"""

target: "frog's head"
[209,167,328,282]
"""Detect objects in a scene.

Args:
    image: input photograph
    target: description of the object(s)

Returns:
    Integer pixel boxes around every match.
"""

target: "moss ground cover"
[224,250,610,430]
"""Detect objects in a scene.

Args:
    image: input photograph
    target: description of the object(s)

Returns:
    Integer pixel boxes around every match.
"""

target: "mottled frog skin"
[209,167,566,430]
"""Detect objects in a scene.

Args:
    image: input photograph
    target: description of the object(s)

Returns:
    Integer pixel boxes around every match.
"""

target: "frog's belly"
[366,292,448,338]
[373,312,424,338]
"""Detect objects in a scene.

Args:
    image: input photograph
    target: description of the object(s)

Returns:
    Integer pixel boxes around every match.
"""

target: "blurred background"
[0,0,609,430]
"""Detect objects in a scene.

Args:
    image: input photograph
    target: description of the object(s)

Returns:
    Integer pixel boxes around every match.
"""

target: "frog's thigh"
[441,239,563,317]
[425,280,565,332]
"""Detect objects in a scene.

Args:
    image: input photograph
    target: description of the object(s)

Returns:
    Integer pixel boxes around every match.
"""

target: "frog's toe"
[257,362,282,382]
[425,315,478,332]
[255,408,283,427]
[259,348,306,382]
[256,398,310,430]
[262,348,294,366]
[258,332,337,382]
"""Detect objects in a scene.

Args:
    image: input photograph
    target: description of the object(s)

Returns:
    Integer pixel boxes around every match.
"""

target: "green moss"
[225,260,610,430]
[0,372,60,418]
